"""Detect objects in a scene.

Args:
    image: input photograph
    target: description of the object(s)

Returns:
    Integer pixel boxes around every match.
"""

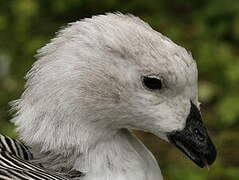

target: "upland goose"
[0,13,216,180]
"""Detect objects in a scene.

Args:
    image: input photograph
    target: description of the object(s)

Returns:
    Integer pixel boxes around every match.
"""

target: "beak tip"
[202,158,210,171]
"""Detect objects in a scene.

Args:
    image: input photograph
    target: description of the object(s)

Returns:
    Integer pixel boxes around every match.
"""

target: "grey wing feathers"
[0,135,33,161]
[0,135,70,180]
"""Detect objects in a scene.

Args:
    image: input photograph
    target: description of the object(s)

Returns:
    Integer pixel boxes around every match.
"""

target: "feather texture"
[0,135,82,179]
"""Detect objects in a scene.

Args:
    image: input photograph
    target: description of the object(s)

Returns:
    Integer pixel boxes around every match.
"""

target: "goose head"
[12,13,216,168]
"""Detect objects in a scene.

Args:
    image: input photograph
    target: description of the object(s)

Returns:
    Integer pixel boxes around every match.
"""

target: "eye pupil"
[142,76,162,90]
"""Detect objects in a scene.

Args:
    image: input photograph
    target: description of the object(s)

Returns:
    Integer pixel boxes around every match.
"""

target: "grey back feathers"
[0,134,32,161]
[0,134,77,179]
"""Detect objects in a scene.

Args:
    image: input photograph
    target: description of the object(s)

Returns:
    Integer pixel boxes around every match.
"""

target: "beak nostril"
[194,129,205,142]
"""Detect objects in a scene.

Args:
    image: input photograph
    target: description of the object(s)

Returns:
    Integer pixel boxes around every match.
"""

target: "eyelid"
[143,74,161,80]
[146,74,161,79]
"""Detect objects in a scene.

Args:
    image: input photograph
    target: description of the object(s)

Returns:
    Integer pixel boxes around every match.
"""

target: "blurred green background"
[0,0,238,179]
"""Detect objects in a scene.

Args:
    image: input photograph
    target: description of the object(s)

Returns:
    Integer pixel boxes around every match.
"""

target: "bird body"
[0,13,216,179]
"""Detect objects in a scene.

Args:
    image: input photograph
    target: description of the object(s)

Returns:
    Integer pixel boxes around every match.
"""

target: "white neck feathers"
[31,130,163,180]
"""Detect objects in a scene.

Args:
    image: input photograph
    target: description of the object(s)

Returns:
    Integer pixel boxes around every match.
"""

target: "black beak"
[167,102,217,168]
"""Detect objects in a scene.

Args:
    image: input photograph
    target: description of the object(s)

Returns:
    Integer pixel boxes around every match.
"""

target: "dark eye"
[142,75,163,91]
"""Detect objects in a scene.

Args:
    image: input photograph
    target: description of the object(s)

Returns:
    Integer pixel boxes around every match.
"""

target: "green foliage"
[0,0,238,179]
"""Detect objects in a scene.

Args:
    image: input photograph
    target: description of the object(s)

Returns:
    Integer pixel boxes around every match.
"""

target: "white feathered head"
[11,13,216,167]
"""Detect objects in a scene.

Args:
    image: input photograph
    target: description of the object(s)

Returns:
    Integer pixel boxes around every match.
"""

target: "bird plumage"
[0,13,216,180]
[0,134,74,179]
